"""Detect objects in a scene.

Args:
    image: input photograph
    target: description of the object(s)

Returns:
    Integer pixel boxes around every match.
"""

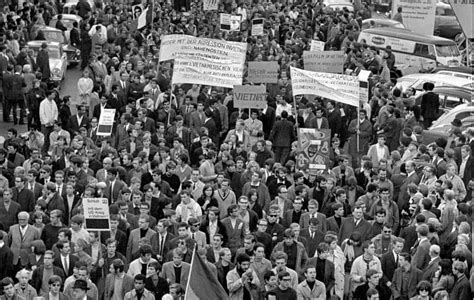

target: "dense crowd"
[0,0,472,300]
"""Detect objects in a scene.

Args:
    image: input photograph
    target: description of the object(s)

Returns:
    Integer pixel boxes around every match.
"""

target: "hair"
[400,252,411,263]
[263,270,276,282]
[236,253,251,264]
[48,275,63,285]
[134,274,146,282]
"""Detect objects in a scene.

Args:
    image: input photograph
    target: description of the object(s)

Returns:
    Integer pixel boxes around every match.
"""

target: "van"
[358,28,462,75]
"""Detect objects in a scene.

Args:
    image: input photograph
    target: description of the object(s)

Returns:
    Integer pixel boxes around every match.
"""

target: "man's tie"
[311,232,315,240]
[159,236,163,256]
[395,254,399,266]
[63,257,68,273]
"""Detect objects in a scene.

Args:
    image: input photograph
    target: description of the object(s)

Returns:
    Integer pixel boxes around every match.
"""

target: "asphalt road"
[0,66,82,140]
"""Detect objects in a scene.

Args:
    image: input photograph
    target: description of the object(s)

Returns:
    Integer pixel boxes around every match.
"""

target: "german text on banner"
[391,0,436,35]
[247,61,279,83]
[185,248,227,299]
[449,0,474,39]
[83,198,110,231]
[172,57,244,88]
[303,50,345,74]
[233,85,267,109]
[297,129,331,171]
[290,67,359,107]
[203,0,218,11]
[159,35,247,65]
[97,108,116,136]
[220,13,241,31]
[251,18,264,36]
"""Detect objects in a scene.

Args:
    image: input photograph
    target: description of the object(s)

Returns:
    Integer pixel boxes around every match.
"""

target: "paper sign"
[296,129,331,171]
[290,67,359,107]
[303,51,345,74]
[83,198,110,230]
[97,109,116,136]
[449,0,474,39]
[233,85,267,109]
[172,57,244,88]
[251,18,264,36]
[358,70,371,105]
[391,0,436,35]
[220,14,241,31]
[247,61,279,83]
[203,0,218,11]
[310,40,325,51]
[159,35,247,66]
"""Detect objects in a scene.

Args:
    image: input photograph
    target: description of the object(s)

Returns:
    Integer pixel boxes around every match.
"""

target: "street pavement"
[0,66,82,139]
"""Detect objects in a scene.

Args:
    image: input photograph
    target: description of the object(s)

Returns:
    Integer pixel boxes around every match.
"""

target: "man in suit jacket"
[200,207,228,245]
[104,167,126,204]
[67,105,90,136]
[126,215,158,261]
[269,110,295,164]
[300,218,325,257]
[53,240,79,277]
[459,145,474,191]
[422,245,441,282]
[221,205,245,255]
[155,219,175,262]
[104,259,134,300]
[3,65,26,124]
[411,224,431,270]
[259,103,276,140]
[326,203,345,233]
[392,253,423,299]
[0,190,21,229]
[93,96,114,120]
[338,204,372,243]
[203,109,219,145]
[398,160,420,212]
[381,237,404,285]
[8,211,41,267]
[299,199,327,233]
[32,251,66,295]
[161,248,191,288]
[420,82,440,128]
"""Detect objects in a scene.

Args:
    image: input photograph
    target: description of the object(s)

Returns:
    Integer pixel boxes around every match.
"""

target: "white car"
[361,18,405,30]
[395,73,473,95]
[28,41,67,84]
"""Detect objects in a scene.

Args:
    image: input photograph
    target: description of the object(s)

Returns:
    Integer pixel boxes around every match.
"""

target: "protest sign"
[203,0,218,11]
[303,51,345,74]
[290,67,359,107]
[83,198,110,231]
[247,61,279,83]
[391,0,436,35]
[233,85,267,109]
[251,18,264,36]
[449,0,474,38]
[97,109,116,136]
[159,35,247,66]
[172,57,244,88]
[296,129,331,171]
[220,13,241,31]
[310,40,325,51]
[358,70,371,105]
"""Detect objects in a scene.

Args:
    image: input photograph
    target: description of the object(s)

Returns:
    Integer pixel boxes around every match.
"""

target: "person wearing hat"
[70,279,91,300]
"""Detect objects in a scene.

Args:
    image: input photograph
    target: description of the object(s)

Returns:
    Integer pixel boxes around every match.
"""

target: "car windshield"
[435,44,460,57]
[43,31,65,44]
[30,47,61,59]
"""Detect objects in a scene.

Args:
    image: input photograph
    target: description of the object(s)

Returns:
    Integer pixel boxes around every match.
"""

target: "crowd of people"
[0,0,472,300]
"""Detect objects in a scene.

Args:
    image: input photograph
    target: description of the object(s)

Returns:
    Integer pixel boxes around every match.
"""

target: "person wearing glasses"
[266,271,297,300]
[31,251,66,296]
[409,281,433,300]
[44,275,67,300]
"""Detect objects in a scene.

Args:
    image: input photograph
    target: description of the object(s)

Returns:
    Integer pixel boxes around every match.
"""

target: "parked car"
[422,102,474,144]
[361,18,405,30]
[434,1,462,40]
[27,41,67,85]
[323,0,354,11]
[395,73,473,94]
[35,25,80,66]
[433,66,474,81]
[49,14,83,43]
[414,86,472,114]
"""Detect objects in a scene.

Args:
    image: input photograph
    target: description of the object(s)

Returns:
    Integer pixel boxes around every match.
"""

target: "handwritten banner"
[310,40,325,51]
[303,51,345,74]
[251,18,264,36]
[83,198,110,230]
[247,61,279,83]
[392,0,436,35]
[233,85,267,109]
[220,13,241,31]
[203,0,218,11]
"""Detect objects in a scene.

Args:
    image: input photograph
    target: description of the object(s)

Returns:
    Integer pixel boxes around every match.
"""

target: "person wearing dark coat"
[36,43,51,82]
[326,101,342,139]
[259,103,276,139]
[450,261,472,300]
[70,22,81,48]
[269,110,295,164]
[76,0,92,19]
[0,234,14,280]
[80,24,92,70]
[420,82,440,129]
[26,84,46,129]
[55,15,68,32]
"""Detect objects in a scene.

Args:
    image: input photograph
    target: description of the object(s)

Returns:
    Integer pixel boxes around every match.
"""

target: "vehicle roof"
[398,73,473,85]
[360,28,456,45]
[432,86,473,99]
[51,14,83,20]
[362,18,403,25]
[433,66,474,75]
[27,41,61,48]
[37,25,62,33]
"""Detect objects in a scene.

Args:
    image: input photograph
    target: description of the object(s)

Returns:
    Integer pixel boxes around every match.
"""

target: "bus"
[358,28,462,75]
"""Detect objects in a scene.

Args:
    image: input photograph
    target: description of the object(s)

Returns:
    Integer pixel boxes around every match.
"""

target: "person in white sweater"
[350,240,383,292]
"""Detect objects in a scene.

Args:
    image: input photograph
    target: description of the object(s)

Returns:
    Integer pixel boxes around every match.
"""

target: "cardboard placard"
[97,109,116,136]
[303,50,345,74]
[83,198,110,231]
[233,85,267,109]
[247,61,279,83]
[251,18,264,36]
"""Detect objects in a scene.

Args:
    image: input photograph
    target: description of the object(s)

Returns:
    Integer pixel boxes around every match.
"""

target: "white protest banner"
[159,35,247,65]
[449,0,474,39]
[233,85,267,109]
[97,109,116,136]
[247,61,279,83]
[290,67,359,107]
[220,13,241,31]
[203,0,218,11]
[310,40,325,51]
[83,198,110,231]
[251,18,264,36]
[303,51,345,74]
[391,0,436,35]
[172,57,244,88]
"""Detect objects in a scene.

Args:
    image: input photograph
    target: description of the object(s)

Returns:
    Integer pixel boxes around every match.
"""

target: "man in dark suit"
[300,218,325,257]
[338,204,372,243]
[326,100,342,139]
[32,250,66,295]
[70,21,81,47]
[93,96,114,120]
[326,203,344,233]
[155,219,175,262]
[203,109,219,145]
[381,237,404,286]
[104,167,126,204]
[459,145,474,192]
[67,104,90,136]
[392,253,423,299]
[259,102,276,139]
[12,175,35,212]
[411,223,431,270]
[26,169,44,200]
[314,105,330,129]
[3,65,26,124]
[420,82,440,129]
[137,107,156,134]
[269,110,295,164]
[200,207,228,245]
[100,216,128,255]
[53,240,78,277]
[400,214,426,253]
[398,160,420,213]
[422,244,441,282]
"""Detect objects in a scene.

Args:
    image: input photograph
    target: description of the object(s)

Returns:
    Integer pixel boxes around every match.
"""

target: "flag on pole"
[137,6,153,30]
[185,247,227,299]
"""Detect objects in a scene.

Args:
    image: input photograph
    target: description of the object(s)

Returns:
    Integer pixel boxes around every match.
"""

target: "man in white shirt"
[175,191,202,223]
[39,90,59,154]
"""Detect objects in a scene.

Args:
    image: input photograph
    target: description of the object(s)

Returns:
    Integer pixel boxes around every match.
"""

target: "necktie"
[192,233,195,240]
[311,232,315,239]
[395,254,399,266]
[63,257,68,273]
[159,236,163,256]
